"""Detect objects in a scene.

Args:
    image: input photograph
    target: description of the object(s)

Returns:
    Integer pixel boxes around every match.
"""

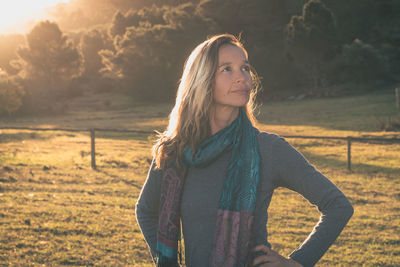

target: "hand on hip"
[251,245,303,267]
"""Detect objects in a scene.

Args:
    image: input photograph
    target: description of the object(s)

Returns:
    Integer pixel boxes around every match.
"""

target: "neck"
[209,105,240,135]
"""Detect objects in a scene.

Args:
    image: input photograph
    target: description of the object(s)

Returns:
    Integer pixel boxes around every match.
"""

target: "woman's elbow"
[342,198,354,221]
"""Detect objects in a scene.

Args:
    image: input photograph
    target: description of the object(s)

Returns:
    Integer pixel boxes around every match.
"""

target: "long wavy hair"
[152,33,261,169]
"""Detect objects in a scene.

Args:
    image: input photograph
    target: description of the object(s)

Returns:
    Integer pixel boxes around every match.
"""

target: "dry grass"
[0,90,399,266]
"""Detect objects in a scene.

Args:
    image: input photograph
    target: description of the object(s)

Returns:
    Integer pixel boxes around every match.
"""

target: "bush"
[0,70,25,115]
[332,39,392,85]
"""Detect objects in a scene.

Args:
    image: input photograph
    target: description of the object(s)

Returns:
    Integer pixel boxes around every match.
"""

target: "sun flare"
[0,0,69,34]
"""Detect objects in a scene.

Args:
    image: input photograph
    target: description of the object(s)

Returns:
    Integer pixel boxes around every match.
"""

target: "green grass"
[257,89,399,132]
[0,90,399,266]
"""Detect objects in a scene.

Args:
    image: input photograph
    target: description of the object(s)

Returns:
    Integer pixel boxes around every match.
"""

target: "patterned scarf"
[156,108,260,266]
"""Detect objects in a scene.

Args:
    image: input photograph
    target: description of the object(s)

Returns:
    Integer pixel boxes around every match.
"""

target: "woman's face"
[213,44,252,108]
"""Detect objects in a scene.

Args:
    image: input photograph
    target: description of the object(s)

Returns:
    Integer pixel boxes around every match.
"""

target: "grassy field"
[0,90,399,266]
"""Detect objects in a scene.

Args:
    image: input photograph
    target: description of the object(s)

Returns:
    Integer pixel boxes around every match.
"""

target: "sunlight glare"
[0,0,70,34]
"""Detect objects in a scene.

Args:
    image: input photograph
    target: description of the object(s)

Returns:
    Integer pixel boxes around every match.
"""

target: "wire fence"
[1,126,399,171]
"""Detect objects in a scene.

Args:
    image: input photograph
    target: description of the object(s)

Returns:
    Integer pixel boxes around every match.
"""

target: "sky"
[0,0,70,35]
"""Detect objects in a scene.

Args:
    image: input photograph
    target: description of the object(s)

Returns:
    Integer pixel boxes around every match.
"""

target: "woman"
[135,34,354,267]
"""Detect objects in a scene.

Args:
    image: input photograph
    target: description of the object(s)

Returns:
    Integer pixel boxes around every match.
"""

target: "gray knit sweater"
[135,132,354,267]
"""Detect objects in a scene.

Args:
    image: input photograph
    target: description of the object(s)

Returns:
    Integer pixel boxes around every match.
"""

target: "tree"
[286,0,337,90]
[0,34,25,75]
[100,3,212,101]
[320,0,378,45]
[80,29,112,77]
[16,20,82,102]
[47,0,196,32]
[0,69,24,115]
[196,0,312,99]
[334,39,391,85]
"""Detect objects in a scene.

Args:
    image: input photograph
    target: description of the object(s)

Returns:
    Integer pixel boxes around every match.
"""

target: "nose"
[235,70,246,83]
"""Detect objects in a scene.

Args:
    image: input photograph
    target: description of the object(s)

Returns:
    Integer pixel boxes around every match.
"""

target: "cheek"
[213,86,227,101]
[245,74,252,87]
[214,77,231,95]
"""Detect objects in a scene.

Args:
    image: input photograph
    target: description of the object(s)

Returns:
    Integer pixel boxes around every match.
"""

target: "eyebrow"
[218,60,249,68]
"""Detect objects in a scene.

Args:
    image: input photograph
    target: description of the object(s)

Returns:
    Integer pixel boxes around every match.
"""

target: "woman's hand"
[251,245,304,267]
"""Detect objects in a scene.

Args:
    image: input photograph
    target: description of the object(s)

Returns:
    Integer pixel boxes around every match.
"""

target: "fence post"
[396,88,400,110]
[347,136,352,171]
[90,129,96,170]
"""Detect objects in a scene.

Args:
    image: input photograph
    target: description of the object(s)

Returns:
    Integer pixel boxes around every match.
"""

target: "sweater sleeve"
[135,160,162,264]
[271,136,354,267]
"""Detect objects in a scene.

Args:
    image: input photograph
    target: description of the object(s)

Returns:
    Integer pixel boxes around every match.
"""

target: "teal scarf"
[156,107,260,266]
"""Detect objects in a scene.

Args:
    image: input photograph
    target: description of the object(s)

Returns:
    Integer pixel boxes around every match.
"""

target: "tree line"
[0,0,399,115]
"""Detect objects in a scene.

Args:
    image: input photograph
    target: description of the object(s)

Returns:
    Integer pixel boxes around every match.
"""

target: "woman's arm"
[271,136,354,267]
[135,160,162,263]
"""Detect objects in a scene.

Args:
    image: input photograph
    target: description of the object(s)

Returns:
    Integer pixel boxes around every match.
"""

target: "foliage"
[101,3,212,101]
[332,39,392,85]
[79,29,113,78]
[320,0,378,45]
[0,34,25,75]
[14,21,83,113]
[47,0,197,32]
[372,0,400,46]
[379,43,400,76]
[0,70,24,115]
[285,0,337,90]
[2,0,400,107]
[17,21,82,82]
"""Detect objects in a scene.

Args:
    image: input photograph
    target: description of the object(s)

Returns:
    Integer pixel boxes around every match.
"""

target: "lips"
[232,89,250,94]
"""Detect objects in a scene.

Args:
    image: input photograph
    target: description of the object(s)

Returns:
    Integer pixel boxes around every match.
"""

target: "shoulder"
[255,130,297,158]
[255,129,285,147]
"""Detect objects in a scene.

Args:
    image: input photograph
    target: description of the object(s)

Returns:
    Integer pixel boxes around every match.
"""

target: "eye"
[221,66,231,72]
[242,65,250,72]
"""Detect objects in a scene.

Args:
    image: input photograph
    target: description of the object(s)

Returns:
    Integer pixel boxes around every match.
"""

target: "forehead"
[217,44,248,63]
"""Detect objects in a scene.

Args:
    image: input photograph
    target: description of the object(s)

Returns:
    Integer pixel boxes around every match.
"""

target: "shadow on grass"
[31,227,108,238]
[94,131,156,142]
[299,149,399,177]
[95,168,142,189]
[60,259,94,266]
[0,132,52,144]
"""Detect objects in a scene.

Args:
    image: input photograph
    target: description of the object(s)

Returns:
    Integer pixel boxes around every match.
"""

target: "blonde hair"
[153,33,261,169]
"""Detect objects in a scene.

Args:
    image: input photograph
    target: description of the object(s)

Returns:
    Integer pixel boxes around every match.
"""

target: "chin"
[232,102,249,108]
[215,97,249,108]
[236,98,250,107]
